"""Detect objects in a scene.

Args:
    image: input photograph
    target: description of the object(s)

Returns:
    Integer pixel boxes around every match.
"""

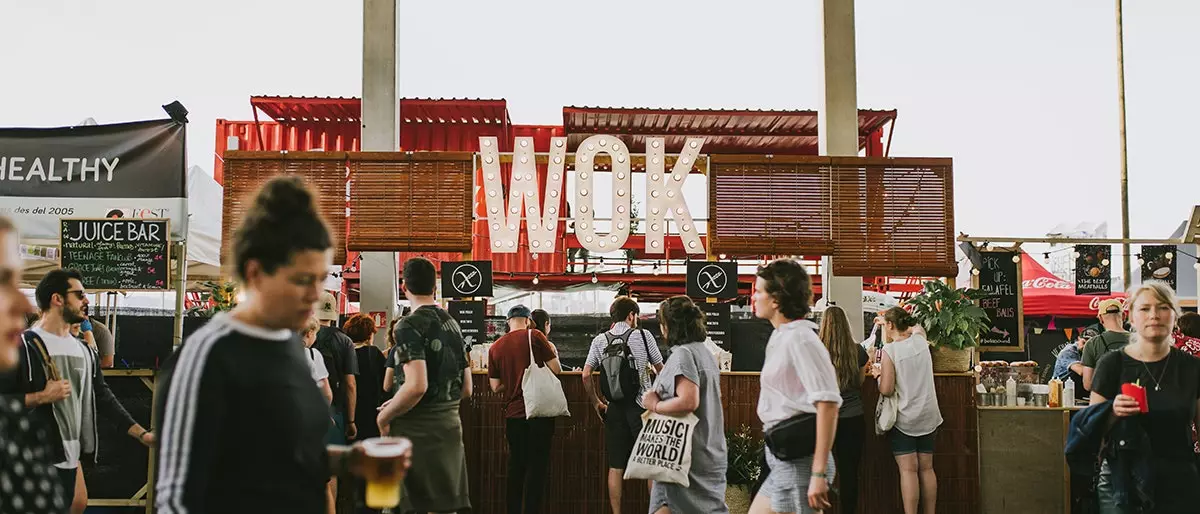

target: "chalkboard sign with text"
[59,218,170,291]
[975,250,1023,352]
[686,261,738,299]
[1075,245,1112,296]
[440,261,494,299]
[701,303,732,348]
[448,300,487,346]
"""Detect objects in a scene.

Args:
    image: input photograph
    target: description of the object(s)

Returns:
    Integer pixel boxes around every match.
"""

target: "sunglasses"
[63,290,87,300]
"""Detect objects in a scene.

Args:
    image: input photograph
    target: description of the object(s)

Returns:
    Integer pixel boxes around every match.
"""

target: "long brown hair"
[819,306,863,390]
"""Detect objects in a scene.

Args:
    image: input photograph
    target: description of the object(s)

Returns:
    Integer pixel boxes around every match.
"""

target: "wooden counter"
[460,371,979,513]
[977,405,1082,513]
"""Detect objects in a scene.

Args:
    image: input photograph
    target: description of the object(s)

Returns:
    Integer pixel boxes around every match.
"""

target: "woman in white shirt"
[301,316,333,405]
[750,260,842,514]
[874,307,942,514]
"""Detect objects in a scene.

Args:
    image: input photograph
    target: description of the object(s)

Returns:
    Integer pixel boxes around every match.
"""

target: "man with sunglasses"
[12,268,152,512]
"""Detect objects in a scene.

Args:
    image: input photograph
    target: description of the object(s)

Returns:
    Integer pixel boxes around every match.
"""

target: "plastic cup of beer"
[361,437,412,508]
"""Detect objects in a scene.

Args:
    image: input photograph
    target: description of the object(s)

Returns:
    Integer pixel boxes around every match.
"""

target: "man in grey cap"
[488,305,560,514]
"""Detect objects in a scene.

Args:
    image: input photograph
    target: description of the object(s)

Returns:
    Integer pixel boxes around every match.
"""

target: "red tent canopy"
[1021,252,1123,318]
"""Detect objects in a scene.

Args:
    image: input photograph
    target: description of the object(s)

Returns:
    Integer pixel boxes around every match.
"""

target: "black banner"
[1075,245,1112,296]
[686,261,738,299]
[448,300,487,346]
[440,261,494,298]
[700,303,732,348]
[60,218,170,290]
[1140,245,1178,290]
[1,119,187,241]
[977,250,1023,351]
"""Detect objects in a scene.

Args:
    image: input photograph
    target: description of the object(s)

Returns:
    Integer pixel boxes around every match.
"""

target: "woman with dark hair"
[343,314,385,441]
[750,259,841,514]
[642,296,728,513]
[530,308,559,355]
[874,306,941,514]
[819,305,869,513]
[382,316,401,394]
[154,176,404,513]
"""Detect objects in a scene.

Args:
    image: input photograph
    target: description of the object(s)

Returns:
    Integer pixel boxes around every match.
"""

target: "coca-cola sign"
[1024,276,1073,290]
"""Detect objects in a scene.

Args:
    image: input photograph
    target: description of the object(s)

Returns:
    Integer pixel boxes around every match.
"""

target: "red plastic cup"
[1120,383,1149,413]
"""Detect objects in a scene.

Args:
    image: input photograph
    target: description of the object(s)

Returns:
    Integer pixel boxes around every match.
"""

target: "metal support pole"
[1116,0,1132,290]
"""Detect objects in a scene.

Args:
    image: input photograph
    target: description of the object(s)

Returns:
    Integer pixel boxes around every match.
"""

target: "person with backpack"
[580,296,664,514]
[313,290,360,443]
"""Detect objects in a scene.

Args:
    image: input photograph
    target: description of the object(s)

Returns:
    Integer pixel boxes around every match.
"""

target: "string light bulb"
[1072,250,1081,258]
[971,268,980,276]
[532,274,540,285]
[591,272,599,284]
[1011,255,1021,263]
[653,262,662,275]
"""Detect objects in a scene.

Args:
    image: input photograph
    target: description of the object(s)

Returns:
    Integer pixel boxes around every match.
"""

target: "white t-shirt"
[757,319,843,430]
[32,328,89,469]
[883,333,943,436]
[305,347,329,382]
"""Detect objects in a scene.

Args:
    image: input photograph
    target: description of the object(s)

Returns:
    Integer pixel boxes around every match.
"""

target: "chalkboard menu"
[1140,245,1178,291]
[60,219,169,291]
[448,300,487,346]
[976,250,1023,352]
[700,303,732,348]
[1074,245,1112,296]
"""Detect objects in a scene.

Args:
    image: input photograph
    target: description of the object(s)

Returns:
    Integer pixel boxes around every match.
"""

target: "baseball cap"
[315,291,339,321]
[506,304,532,320]
[1097,298,1124,316]
[1078,327,1101,341]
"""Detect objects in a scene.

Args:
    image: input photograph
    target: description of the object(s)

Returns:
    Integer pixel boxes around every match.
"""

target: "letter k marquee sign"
[477,135,706,255]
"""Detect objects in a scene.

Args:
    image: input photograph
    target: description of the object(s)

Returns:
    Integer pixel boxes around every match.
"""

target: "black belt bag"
[764,412,817,461]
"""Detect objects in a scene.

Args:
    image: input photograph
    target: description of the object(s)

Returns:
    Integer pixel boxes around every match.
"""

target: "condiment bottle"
[1006,376,1018,407]
[1063,380,1076,408]
[1049,379,1062,408]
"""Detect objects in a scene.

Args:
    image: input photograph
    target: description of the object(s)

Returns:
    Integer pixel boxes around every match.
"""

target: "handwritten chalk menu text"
[976,250,1023,351]
[60,219,169,290]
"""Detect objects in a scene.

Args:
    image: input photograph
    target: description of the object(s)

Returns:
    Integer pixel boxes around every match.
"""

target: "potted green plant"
[905,280,991,372]
[725,424,762,514]
[186,281,239,318]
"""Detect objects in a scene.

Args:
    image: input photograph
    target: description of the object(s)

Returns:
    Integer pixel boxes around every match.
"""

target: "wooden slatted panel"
[347,152,473,252]
[221,152,348,265]
[830,157,956,277]
[708,156,834,256]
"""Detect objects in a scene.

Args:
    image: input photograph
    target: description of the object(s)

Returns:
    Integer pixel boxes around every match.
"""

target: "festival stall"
[216,96,973,514]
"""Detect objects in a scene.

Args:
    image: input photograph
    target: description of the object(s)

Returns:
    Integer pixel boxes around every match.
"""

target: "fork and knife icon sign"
[697,264,728,296]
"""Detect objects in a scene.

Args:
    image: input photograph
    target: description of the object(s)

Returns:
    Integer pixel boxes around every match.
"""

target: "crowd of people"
[2,175,1199,514]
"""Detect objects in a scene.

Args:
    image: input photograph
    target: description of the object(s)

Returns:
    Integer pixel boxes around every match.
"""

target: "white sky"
[2,0,1198,243]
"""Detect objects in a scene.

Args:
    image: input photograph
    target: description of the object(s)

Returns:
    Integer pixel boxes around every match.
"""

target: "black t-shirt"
[1093,347,1200,462]
[154,313,331,513]
[353,345,387,440]
[315,326,360,412]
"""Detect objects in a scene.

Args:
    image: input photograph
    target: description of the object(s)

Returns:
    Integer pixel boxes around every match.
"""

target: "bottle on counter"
[1063,379,1076,408]
[1006,376,1018,407]
[1048,378,1063,408]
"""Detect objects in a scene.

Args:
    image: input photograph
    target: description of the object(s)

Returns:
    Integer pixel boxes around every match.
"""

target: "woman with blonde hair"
[818,306,869,513]
[875,306,941,514]
[1090,281,1200,512]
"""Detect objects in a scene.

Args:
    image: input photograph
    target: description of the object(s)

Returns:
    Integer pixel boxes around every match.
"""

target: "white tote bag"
[624,410,699,486]
[521,329,570,419]
[875,390,900,435]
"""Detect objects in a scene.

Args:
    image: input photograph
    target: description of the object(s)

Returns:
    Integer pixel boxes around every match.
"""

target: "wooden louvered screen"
[347,152,473,252]
[708,156,834,255]
[829,157,956,277]
[708,156,956,277]
[221,152,348,265]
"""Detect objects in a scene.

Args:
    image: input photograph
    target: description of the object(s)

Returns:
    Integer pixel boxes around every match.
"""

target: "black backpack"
[312,326,346,405]
[598,328,650,403]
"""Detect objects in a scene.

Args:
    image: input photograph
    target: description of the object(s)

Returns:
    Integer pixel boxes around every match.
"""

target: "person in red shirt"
[1172,312,1200,455]
[487,305,562,514]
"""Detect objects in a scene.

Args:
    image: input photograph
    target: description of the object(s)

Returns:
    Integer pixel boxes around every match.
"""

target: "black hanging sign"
[975,250,1023,352]
[686,261,738,300]
[1140,245,1178,290]
[1074,245,1112,296]
[59,218,170,290]
[448,300,487,346]
[440,260,494,298]
[700,302,732,348]
[1,119,188,241]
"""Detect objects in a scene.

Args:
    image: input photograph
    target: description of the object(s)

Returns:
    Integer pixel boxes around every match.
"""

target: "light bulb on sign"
[1102,259,1110,266]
